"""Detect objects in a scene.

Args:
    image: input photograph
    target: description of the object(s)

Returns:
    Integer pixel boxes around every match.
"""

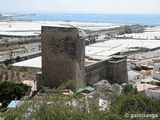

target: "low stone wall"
[85,57,128,85]
[85,60,107,85]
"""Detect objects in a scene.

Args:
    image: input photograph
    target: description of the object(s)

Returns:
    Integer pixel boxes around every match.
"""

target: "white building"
[128,70,142,80]
[145,89,160,101]
[153,63,160,80]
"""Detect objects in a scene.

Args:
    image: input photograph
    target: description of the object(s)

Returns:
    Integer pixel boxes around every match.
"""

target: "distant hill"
[0,13,36,21]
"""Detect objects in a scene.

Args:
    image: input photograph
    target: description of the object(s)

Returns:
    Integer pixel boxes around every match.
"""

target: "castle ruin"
[38,26,128,92]
[41,26,85,91]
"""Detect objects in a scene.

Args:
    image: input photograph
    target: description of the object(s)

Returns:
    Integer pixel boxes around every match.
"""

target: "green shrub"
[3,59,13,66]
[15,56,21,62]
[0,81,30,107]
[124,27,132,34]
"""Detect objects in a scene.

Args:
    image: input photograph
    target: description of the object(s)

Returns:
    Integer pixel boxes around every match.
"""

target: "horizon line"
[1,10,160,15]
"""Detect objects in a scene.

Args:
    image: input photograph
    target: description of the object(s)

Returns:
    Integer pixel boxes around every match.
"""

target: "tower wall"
[41,26,85,91]
[106,56,128,84]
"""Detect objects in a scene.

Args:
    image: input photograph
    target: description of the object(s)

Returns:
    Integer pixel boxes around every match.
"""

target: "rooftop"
[12,57,99,68]
[12,38,160,68]
[12,56,42,68]
[86,39,160,60]
[136,83,159,92]
[140,78,160,83]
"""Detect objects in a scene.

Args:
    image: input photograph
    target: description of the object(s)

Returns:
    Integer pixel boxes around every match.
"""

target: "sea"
[12,13,160,25]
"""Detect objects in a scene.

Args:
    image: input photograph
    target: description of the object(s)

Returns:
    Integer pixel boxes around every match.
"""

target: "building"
[41,26,85,92]
[13,26,128,92]
[153,63,160,80]
[39,26,128,91]
[128,70,142,80]
[136,83,159,92]
[145,88,160,101]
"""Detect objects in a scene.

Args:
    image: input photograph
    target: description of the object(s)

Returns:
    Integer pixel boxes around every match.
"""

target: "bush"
[4,93,107,120]
[4,84,160,120]
[3,59,13,66]
[15,56,21,62]
[118,31,125,35]
[110,85,160,116]
[0,81,30,107]
[124,27,132,34]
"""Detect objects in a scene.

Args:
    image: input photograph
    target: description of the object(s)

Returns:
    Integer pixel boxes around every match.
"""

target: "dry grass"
[0,66,37,82]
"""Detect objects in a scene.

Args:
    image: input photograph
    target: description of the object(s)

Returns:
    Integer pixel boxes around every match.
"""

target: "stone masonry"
[38,26,128,92]
[41,26,85,92]
[106,56,128,84]
[85,56,128,85]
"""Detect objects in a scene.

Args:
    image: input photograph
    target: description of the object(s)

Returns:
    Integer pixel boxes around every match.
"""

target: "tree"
[118,31,125,35]
[110,86,160,116]
[15,56,21,62]
[3,59,13,66]
[0,81,30,107]
[4,84,160,120]
[122,84,138,95]
[124,27,132,34]
[4,93,108,120]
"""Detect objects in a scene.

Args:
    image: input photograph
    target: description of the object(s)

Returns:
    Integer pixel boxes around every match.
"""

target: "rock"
[93,79,111,91]
[93,80,123,94]
[121,83,127,86]
[109,83,123,94]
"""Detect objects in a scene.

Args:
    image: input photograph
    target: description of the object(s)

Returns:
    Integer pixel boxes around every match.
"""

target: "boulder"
[109,83,123,94]
[93,80,111,91]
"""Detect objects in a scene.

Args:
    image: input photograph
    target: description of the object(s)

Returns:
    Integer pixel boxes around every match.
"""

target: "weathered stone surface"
[106,56,128,84]
[85,60,107,86]
[93,80,111,91]
[109,83,123,94]
[93,80,123,94]
[40,26,128,92]
[41,26,86,92]
[85,55,128,86]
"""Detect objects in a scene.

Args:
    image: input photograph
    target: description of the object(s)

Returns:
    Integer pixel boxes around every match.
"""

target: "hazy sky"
[1,0,160,14]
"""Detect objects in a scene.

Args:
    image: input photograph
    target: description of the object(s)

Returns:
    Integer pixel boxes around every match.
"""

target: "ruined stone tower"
[41,26,85,91]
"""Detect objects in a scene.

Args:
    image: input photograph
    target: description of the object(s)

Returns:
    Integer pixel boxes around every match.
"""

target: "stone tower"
[106,55,128,84]
[41,26,85,91]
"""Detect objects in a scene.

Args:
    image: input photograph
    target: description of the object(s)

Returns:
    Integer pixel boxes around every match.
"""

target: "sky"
[1,0,160,14]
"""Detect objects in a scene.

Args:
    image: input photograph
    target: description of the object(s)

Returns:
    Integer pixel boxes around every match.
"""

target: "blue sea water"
[13,13,160,25]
